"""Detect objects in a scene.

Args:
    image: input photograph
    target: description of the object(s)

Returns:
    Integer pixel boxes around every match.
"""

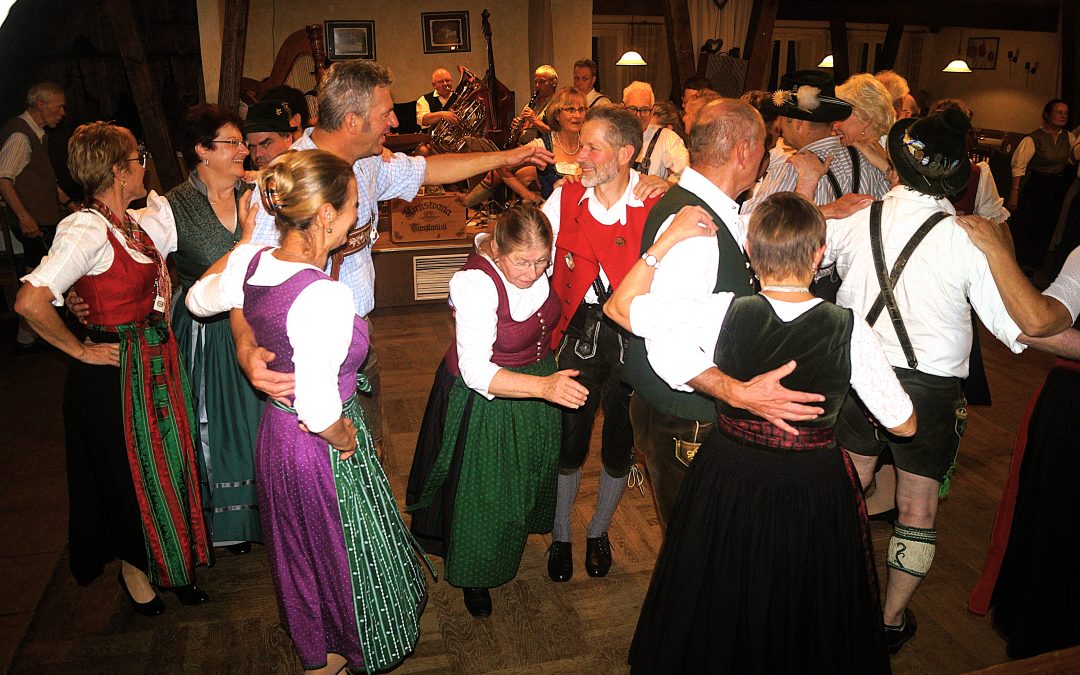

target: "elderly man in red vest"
[0,81,73,352]
[540,105,667,582]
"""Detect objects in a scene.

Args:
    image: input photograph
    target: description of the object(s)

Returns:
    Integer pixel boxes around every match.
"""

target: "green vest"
[714,295,853,428]
[622,184,755,421]
[167,179,243,290]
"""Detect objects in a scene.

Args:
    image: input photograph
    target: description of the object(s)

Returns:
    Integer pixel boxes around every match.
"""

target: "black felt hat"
[244,100,297,134]
[887,108,972,197]
[765,70,852,123]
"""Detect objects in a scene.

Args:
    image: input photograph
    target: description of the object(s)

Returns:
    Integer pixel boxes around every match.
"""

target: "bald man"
[416,68,460,129]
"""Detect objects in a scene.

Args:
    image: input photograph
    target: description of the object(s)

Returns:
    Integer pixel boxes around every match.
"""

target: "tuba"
[429,65,496,154]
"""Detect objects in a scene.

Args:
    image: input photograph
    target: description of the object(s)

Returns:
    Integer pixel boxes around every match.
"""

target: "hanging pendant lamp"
[617,16,648,66]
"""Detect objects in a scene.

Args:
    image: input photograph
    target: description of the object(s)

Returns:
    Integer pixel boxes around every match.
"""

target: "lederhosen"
[551,181,660,474]
[835,201,968,491]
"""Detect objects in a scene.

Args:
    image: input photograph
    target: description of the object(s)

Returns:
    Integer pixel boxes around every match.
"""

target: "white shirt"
[1010,131,1079,177]
[825,185,1026,377]
[637,123,689,182]
[185,243,355,433]
[450,234,551,400]
[0,112,46,181]
[22,194,177,304]
[249,128,426,317]
[416,90,453,129]
[743,135,890,214]
[642,168,750,390]
[965,160,1010,221]
[541,170,646,304]
[1045,245,1080,322]
[629,293,914,428]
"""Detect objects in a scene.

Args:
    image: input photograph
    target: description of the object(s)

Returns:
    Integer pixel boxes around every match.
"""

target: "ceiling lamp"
[942,29,972,73]
[617,50,647,66]
[817,54,834,68]
[943,58,972,73]
[617,16,647,66]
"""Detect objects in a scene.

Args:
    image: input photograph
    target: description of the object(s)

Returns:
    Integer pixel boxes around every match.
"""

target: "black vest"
[0,115,61,227]
[622,185,756,422]
[424,92,450,115]
[714,296,854,429]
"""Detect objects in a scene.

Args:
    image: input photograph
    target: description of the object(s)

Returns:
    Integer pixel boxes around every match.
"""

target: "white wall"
[919,27,1061,132]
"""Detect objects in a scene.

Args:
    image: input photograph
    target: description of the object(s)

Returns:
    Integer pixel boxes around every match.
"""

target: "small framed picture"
[326,20,376,61]
[966,37,999,70]
[421,11,471,54]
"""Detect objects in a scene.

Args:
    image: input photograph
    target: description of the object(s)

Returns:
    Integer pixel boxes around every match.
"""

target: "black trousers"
[555,303,634,475]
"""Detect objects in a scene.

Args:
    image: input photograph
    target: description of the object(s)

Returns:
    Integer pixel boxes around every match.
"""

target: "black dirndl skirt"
[629,420,890,674]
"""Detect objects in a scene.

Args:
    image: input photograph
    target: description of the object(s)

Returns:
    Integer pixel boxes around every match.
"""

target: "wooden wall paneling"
[103,0,184,191]
[744,0,780,92]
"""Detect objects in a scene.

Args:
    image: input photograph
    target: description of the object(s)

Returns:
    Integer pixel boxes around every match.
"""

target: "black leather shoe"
[547,540,573,582]
[163,583,210,606]
[885,608,917,654]
[118,571,165,617]
[585,533,612,578]
[225,541,252,555]
[463,587,491,618]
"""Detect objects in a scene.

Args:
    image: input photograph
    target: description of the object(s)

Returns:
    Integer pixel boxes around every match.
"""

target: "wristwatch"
[641,251,661,269]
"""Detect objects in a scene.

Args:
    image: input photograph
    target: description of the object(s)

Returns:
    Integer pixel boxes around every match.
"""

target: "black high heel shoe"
[118,571,165,617]
[161,583,210,605]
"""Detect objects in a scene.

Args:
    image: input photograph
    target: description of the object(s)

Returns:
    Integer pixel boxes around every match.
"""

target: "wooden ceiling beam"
[103,0,183,190]
[879,22,904,71]
[217,0,250,114]
[663,0,697,101]
[1063,0,1078,125]
[744,0,780,92]
[829,20,850,82]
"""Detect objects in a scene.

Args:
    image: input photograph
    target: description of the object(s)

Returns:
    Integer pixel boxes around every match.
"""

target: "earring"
[203,159,209,167]
[326,226,333,234]
[121,177,128,188]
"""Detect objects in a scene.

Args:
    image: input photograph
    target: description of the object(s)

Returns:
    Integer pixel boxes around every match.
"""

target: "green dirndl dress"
[168,179,264,545]
[409,253,562,588]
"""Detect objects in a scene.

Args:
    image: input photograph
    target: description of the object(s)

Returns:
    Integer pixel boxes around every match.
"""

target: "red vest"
[549,181,660,347]
[949,161,981,216]
[73,225,157,326]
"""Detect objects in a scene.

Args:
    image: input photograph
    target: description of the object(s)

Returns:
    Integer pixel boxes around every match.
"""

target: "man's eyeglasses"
[507,257,552,270]
[125,146,152,168]
[561,107,588,114]
[624,105,654,115]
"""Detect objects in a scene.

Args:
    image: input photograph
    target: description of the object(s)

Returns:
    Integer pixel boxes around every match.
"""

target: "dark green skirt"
[415,355,560,588]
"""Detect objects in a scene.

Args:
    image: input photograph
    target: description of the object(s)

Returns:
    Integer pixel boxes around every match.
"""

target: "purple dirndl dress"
[242,248,428,671]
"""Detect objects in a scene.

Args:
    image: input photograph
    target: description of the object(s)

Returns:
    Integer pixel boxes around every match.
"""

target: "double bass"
[481,9,515,148]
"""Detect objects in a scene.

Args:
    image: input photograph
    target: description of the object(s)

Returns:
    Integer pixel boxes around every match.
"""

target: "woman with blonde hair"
[187,150,428,674]
[835,73,895,173]
[16,121,210,615]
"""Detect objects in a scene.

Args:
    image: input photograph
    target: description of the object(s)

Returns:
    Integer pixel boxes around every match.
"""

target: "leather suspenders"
[824,146,862,201]
[865,200,949,368]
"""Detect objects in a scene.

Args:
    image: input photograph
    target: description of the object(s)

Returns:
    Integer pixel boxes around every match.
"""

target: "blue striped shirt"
[742,135,890,214]
[250,129,427,316]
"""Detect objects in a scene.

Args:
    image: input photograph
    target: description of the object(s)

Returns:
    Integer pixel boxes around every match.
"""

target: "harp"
[238,24,326,106]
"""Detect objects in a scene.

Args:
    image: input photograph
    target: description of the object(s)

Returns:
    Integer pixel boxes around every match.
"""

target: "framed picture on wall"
[421,11,471,54]
[966,37,999,70]
[326,20,376,61]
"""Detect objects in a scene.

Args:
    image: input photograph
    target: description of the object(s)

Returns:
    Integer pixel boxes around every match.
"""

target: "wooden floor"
[1,303,1077,674]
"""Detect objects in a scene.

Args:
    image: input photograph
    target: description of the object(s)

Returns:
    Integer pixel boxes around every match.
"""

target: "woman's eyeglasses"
[507,257,552,270]
[561,107,588,114]
[210,139,248,149]
[125,145,152,168]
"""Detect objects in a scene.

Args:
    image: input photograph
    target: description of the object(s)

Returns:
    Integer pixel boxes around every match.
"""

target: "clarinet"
[504,89,541,149]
